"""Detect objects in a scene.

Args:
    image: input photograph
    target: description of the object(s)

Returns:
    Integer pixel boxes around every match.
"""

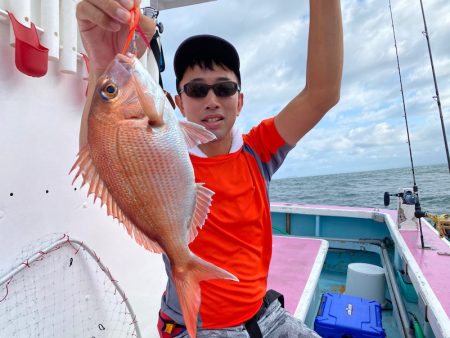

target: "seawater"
[269,163,450,215]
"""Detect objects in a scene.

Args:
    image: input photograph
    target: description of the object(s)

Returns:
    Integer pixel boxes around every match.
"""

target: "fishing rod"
[418,0,450,173]
[384,0,427,248]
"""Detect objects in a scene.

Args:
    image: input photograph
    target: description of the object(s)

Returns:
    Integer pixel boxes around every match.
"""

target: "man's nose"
[204,89,220,109]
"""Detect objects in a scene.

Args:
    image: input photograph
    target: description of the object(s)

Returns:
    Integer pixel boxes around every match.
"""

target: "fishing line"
[418,0,450,173]
[121,7,140,55]
[388,0,416,186]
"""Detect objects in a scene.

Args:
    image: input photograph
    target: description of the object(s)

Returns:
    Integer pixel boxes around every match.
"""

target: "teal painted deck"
[271,211,391,240]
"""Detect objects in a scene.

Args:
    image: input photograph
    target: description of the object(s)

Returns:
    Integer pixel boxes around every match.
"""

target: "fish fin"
[113,208,164,253]
[131,225,165,253]
[69,146,91,184]
[187,183,215,243]
[70,145,95,186]
[172,255,238,338]
[179,121,217,149]
[70,146,117,211]
[70,146,164,253]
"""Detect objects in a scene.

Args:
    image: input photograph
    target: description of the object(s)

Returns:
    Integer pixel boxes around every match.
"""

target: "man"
[76,0,343,337]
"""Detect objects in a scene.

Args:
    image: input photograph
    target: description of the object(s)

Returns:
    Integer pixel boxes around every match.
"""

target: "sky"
[145,0,450,178]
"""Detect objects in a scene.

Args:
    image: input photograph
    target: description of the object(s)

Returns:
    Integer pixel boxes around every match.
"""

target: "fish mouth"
[101,54,137,89]
[115,53,136,71]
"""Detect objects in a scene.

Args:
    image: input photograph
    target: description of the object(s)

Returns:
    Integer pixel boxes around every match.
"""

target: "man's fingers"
[77,0,132,30]
[133,0,142,8]
[139,15,157,38]
[76,2,120,31]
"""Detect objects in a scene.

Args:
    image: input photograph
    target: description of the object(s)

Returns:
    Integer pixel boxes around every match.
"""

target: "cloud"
[155,0,450,177]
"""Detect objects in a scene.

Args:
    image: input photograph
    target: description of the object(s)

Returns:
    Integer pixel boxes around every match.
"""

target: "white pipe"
[8,0,31,46]
[59,0,77,74]
[30,0,40,24]
[40,0,59,61]
[77,30,89,80]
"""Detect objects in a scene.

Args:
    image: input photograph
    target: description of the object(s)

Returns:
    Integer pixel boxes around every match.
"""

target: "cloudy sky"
[146,0,450,178]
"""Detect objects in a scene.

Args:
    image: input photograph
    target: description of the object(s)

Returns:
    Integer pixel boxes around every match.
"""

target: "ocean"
[269,163,450,215]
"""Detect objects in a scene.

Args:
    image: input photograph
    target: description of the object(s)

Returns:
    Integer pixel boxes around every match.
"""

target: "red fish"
[71,53,238,337]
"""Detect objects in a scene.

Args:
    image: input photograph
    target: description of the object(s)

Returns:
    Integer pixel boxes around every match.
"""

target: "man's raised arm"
[274,0,343,145]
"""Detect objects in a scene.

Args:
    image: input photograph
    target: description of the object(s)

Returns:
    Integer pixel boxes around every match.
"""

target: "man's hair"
[174,35,241,93]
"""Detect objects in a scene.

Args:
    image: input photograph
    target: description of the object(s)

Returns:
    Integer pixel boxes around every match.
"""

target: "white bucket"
[345,263,386,305]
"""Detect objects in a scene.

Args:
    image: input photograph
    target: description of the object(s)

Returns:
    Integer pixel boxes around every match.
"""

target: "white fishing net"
[0,233,141,337]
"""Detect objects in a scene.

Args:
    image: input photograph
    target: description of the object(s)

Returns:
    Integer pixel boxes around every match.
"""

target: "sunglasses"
[179,81,240,98]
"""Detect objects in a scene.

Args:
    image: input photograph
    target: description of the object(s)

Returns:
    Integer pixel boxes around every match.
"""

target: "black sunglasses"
[179,81,240,98]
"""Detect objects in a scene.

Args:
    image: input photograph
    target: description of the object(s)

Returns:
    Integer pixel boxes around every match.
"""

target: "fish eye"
[100,81,119,100]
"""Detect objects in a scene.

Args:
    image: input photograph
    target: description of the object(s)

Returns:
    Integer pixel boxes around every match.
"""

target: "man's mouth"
[203,116,223,123]
[201,115,224,130]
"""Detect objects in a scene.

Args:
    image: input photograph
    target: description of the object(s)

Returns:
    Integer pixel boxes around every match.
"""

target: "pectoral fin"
[187,183,214,243]
[179,121,217,148]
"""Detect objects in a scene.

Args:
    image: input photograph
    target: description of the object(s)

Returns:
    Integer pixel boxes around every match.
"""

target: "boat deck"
[399,223,450,336]
[382,208,450,336]
[267,235,328,320]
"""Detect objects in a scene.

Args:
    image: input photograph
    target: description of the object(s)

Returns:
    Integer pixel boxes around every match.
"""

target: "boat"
[269,201,450,338]
[0,0,449,337]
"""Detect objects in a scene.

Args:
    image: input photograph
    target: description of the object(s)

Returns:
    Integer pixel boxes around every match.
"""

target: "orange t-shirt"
[160,118,293,328]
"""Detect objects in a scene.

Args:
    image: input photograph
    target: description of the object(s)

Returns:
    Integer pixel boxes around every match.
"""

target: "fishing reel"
[384,185,447,247]
[384,186,429,219]
[384,190,416,207]
[384,187,421,231]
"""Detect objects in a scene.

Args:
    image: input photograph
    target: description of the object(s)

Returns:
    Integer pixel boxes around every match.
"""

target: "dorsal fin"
[70,145,164,253]
[187,183,214,243]
[179,121,216,149]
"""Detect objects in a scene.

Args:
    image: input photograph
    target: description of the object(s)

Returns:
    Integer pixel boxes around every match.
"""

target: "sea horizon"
[269,163,449,215]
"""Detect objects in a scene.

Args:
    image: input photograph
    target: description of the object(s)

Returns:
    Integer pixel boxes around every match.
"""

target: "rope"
[121,7,140,55]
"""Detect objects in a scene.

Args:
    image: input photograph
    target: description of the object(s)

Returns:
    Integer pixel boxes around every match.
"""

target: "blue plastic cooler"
[314,293,385,338]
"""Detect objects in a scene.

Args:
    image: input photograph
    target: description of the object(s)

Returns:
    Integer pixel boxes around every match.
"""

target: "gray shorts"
[175,300,321,338]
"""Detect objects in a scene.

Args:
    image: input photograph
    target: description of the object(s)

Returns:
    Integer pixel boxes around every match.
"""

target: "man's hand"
[76,0,156,77]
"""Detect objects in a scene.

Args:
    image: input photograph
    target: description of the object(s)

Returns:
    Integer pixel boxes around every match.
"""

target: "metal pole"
[418,0,450,173]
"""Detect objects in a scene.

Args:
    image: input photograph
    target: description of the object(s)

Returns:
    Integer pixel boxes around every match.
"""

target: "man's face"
[175,64,244,143]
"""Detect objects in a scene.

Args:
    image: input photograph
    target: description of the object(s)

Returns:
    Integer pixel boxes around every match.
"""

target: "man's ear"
[236,92,244,117]
[175,95,185,117]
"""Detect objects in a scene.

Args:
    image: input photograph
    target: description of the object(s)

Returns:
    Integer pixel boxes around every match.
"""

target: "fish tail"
[172,255,238,338]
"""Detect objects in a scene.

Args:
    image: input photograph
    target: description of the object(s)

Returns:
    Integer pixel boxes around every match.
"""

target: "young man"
[77,0,343,337]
